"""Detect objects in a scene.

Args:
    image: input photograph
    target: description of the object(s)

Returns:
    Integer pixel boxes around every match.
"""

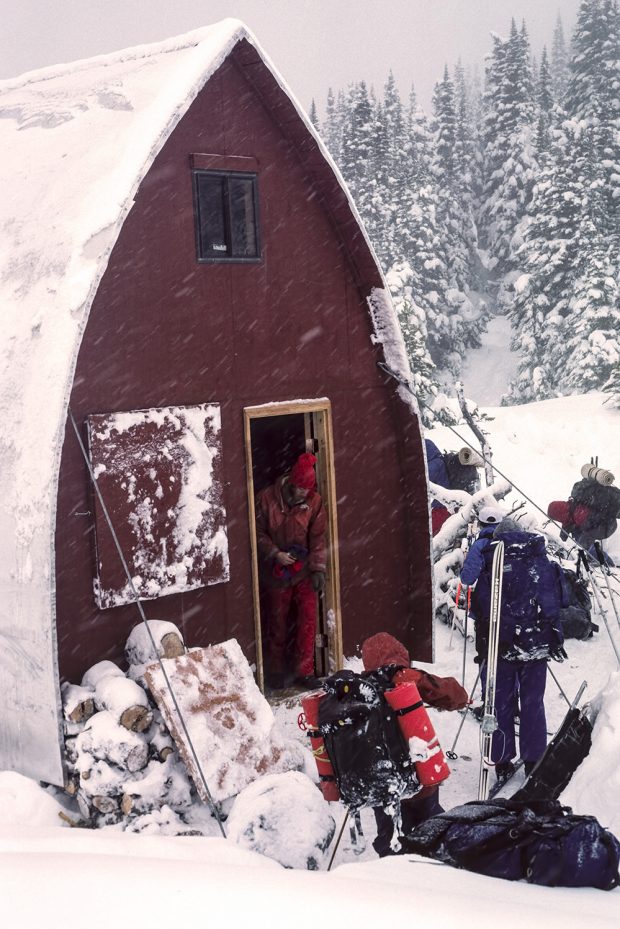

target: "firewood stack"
[61,621,194,830]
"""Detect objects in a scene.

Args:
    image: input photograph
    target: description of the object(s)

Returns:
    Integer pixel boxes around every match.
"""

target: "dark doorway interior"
[250,414,307,493]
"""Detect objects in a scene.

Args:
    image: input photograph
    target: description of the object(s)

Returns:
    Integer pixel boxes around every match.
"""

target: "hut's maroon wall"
[55,44,432,683]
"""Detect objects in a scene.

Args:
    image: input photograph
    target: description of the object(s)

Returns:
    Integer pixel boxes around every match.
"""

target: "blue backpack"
[402,798,620,890]
[471,531,563,657]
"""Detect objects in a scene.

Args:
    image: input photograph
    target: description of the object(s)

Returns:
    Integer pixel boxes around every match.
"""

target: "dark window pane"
[229,177,258,257]
[196,174,228,258]
[193,170,259,262]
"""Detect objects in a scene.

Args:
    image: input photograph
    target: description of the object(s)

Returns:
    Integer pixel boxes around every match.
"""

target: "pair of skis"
[478,540,505,801]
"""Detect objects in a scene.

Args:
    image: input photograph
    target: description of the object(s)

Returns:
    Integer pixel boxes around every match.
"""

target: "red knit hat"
[361,632,410,671]
[289,452,317,490]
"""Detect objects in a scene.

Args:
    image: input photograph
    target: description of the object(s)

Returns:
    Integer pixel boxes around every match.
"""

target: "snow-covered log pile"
[61,621,193,829]
[60,624,306,834]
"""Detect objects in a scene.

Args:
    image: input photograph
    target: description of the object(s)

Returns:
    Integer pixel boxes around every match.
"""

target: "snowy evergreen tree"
[478,21,538,271]
[565,0,620,242]
[309,99,320,132]
[385,262,442,422]
[551,14,570,104]
[535,48,554,155]
[603,364,620,407]
[340,81,374,204]
[557,237,619,393]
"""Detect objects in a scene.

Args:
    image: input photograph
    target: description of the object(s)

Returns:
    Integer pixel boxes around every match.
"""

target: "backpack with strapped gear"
[317,668,420,811]
[442,451,480,494]
[470,530,564,660]
[401,798,620,890]
[553,553,598,640]
[569,478,620,543]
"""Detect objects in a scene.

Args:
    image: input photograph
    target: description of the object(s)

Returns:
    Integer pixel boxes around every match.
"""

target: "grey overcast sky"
[2,1,581,111]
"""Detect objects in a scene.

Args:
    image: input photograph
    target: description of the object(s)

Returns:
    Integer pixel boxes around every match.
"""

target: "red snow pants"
[432,506,451,535]
[264,576,317,677]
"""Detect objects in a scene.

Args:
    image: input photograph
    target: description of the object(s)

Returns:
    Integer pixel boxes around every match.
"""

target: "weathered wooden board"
[144,640,303,803]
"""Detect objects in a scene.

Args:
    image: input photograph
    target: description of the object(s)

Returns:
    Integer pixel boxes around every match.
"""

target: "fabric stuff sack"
[318,667,419,812]
[442,451,479,494]
[402,798,620,890]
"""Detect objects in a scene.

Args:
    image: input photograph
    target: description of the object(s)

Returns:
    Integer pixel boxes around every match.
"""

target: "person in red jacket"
[362,632,468,856]
[256,452,327,690]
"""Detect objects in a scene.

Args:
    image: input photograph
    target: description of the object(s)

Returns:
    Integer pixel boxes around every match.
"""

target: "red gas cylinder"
[384,681,451,787]
[299,691,340,801]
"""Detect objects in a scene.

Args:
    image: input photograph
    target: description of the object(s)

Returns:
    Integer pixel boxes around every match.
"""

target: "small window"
[193,170,260,262]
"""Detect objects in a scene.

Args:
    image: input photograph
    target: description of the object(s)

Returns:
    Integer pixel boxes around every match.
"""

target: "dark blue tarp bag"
[402,798,620,890]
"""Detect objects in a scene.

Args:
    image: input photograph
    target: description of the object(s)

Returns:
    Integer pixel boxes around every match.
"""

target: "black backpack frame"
[442,451,480,494]
[318,667,419,812]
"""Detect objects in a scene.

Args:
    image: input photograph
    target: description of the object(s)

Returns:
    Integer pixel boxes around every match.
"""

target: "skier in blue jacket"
[425,439,451,535]
[461,506,565,781]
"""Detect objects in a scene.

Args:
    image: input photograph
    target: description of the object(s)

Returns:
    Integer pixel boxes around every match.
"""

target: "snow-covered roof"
[0,19,417,784]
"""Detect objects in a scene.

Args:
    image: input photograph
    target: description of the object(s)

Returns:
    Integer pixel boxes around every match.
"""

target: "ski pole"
[582,556,620,668]
[446,666,481,760]
[449,581,462,650]
[593,543,620,633]
[327,809,350,871]
[461,586,471,688]
[546,664,572,708]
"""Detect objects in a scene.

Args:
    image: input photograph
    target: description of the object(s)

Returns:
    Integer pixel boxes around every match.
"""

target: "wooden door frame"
[243,399,342,691]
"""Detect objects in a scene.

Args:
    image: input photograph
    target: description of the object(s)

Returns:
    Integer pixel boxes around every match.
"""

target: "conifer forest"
[311,0,620,414]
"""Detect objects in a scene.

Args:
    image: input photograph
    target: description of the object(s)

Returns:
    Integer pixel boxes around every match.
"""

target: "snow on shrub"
[227,770,336,870]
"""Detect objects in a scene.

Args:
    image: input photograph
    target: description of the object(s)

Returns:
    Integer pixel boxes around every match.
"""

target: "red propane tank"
[384,681,451,787]
[299,691,341,801]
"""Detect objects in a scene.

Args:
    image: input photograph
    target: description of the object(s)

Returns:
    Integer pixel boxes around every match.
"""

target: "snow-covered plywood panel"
[87,404,229,607]
[144,640,304,803]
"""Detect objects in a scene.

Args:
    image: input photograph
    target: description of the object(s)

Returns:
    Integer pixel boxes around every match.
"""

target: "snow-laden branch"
[430,478,512,560]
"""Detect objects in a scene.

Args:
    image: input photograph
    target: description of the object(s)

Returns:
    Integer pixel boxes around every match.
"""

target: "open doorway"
[244,399,342,692]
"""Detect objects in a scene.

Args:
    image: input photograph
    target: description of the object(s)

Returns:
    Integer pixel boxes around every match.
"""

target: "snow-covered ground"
[2,392,620,925]
[461,313,520,404]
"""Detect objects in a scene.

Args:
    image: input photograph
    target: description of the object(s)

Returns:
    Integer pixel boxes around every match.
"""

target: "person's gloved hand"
[311,571,326,593]
[549,645,568,662]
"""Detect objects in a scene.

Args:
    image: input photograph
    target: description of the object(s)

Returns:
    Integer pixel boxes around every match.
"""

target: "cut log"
[95,675,153,732]
[160,631,185,659]
[82,659,125,690]
[119,704,153,733]
[76,711,149,772]
[61,683,95,724]
[92,795,120,814]
[119,756,193,816]
[125,620,185,667]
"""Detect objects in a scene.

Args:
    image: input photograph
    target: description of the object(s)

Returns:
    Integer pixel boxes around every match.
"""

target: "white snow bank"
[561,670,620,835]
[0,772,68,828]
[1,822,618,929]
